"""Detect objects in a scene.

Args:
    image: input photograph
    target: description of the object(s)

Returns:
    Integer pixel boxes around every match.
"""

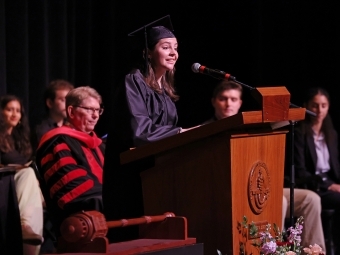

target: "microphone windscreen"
[191,63,201,73]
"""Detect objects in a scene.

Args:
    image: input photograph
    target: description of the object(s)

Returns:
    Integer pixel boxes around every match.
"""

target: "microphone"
[191,63,236,81]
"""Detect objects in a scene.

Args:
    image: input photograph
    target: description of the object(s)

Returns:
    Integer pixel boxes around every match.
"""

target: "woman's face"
[306,93,329,124]
[1,100,22,131]
[149,37,178,74]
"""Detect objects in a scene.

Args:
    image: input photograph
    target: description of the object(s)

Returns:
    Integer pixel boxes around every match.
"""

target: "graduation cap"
[128,15,176,75]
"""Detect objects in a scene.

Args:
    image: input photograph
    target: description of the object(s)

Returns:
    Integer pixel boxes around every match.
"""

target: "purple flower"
[260,241,277,254]
[287,224,303,245]
[259,230,272,242]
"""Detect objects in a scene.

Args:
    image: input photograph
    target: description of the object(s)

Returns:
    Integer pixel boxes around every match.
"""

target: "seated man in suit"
[203,80,325,250]
[34,79,74,149]
[36,86,105,237]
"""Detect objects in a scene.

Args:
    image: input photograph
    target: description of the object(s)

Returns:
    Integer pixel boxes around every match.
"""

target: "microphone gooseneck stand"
[288,120,296,227]
[227,76,316,228]
[285,107,315,226]
[192,62,317,227]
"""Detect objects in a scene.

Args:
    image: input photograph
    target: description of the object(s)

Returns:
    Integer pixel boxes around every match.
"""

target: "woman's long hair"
[132,40,179,102]
[0,95,32,157]
[144,61,179,101]
[303,87,334,138]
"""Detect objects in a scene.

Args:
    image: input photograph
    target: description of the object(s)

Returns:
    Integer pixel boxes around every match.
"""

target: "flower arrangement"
[237,216,324,255]
[217,216,325,255]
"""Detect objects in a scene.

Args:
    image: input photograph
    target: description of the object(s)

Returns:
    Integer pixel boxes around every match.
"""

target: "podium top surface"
[120,108,305,165]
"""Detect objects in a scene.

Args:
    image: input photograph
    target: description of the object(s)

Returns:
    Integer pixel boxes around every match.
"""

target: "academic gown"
[103,69,180,242]
[36,126,105,235]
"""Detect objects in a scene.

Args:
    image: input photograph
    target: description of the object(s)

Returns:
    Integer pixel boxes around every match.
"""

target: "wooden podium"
[120,87,305,255]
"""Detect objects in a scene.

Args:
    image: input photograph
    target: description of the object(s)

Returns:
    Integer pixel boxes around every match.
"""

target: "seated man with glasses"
[35,86,105,237]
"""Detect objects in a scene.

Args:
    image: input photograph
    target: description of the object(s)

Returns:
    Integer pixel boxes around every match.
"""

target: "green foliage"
[249,221,258,237]
[241,215,248,228]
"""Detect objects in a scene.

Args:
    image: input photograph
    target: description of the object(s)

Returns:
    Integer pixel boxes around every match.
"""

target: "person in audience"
[295,87,340,252]
[202,80,243,124]
[103,16,198,241]
[34,79,74,146]
[33,79,74,253]
[0,95,43,255]
[203,80,325,250]
[35,86,105,237]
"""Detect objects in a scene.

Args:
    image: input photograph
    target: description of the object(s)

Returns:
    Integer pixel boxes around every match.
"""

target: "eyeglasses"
[73,105,104,115]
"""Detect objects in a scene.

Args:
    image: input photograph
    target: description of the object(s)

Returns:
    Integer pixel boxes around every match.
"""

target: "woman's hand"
[328,183,340,192]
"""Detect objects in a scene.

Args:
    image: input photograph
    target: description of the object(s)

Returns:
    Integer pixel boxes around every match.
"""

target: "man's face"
[67,96,101,133]
[47,89,70,118]
[212,89,242,119]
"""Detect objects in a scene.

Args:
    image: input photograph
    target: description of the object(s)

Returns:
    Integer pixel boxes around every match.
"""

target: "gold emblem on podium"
[248,161,271,214]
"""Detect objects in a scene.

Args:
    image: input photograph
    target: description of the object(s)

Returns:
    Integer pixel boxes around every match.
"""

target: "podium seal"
[248,161,271,214]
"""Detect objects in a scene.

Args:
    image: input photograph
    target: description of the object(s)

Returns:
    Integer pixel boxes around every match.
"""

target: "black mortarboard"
[128,15,175,75]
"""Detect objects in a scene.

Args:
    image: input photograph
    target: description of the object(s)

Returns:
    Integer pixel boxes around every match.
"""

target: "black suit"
[294,117,340,250]
[294,119,340,191]
[0,171,23,255]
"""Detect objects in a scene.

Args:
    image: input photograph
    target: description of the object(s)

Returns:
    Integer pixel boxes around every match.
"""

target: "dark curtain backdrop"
[1,0,340,137]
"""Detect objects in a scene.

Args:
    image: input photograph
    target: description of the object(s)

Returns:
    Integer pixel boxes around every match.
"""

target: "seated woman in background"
[294,87,340,253]
[0,95,43,255]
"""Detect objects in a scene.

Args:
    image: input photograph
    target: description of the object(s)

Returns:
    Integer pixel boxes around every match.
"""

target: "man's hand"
[328,183,340,192]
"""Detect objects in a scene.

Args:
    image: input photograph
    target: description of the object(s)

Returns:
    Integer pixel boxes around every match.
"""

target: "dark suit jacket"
[0,172,23,255]
[294,119,340,190]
